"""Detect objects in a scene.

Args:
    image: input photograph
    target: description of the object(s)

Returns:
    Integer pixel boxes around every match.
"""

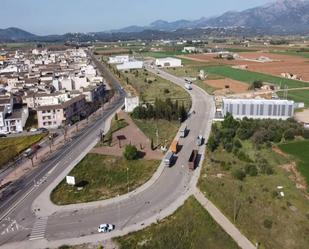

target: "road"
[0,63,215,249]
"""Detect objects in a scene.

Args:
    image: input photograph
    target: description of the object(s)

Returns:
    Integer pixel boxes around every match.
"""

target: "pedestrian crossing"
[29,217,48,241]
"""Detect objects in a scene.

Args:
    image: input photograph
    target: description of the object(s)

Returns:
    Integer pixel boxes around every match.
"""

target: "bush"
[244,164,258,176]
[164,88,170,94]
[232,169,246,181]
[123,145,138,160]
[263,219,273,229]
[284,128,295,140]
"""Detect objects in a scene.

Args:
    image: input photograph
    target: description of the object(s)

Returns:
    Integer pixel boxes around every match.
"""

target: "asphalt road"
[0,63,215,248]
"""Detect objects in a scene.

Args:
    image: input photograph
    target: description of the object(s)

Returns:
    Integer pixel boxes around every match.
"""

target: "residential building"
[37,95,86,129]
[222,98,294,120]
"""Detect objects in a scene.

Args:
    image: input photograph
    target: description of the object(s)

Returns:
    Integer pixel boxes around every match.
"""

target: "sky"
[1,0,271,35]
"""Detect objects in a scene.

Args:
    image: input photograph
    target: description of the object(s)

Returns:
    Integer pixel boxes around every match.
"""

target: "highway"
[0,62,215,248]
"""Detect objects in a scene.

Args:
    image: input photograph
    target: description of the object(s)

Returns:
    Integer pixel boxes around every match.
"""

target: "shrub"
[123,145,138,160]
[284,128,295,140]
[244,164,258,176]
[263,219,273,229]
[232,169,246,181]
[163,88,170,94]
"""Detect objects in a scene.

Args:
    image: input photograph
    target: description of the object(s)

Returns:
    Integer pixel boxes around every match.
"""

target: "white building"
[155,57,182,68]
[125,96,139,113]
[0,65,18,74]
[116,61,144,71]
[108,55,129,64]
[222,98,294,120]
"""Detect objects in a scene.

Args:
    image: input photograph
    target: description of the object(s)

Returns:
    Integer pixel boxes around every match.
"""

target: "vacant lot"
[279,140,309,189]
[116,197,240,249]
[199,142,309,249]
[51,154,159,205]
[205,65,309,89]
[0,134,46,169]
[123,69,191,106]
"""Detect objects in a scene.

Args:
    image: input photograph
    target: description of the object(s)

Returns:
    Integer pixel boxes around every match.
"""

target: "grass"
[205,65,309,89]
[0,134,46,169]
[270,50,309,59]
[142,51,185,58]
[277,90,309,107]
[198,141,309,249]
[279,140,309,188]
[51,154,159,205]
[115,196,240,249]
[132,119,180,148]
[123,69,191,106]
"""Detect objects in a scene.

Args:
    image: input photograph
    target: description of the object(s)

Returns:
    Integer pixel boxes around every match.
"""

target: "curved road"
[0,64,215,249]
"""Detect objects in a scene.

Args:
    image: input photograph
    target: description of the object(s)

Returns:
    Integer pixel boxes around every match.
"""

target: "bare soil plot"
[91,111,162,160]
[205,78,249,94]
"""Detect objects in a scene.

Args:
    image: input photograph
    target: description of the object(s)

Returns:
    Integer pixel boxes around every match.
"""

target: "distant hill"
[1,0,309,43]
[0,27,37,42]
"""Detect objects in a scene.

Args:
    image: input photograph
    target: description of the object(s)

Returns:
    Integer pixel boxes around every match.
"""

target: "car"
[196,135,204,146]
[0,134,6,138]
[98,224,115,233]
[30,128,37,132]
[38,127,48,132]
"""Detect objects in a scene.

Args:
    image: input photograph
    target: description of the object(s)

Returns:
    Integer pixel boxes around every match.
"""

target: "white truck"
[164,152,174,167]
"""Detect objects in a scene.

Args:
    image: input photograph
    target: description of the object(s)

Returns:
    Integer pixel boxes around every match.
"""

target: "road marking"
[29,217,48,241]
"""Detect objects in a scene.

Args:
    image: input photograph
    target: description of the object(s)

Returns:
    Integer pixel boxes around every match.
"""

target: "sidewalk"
[194,189,256,249]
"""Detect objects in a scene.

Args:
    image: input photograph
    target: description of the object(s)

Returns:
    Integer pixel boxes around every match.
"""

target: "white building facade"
[222,98,294,120]
[155,57,182,68]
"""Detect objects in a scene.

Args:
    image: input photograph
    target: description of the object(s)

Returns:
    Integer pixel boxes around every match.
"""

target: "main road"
[0,61,215,249]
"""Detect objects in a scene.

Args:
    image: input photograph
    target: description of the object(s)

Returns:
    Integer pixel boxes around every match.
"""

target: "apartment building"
[37,94,86,129]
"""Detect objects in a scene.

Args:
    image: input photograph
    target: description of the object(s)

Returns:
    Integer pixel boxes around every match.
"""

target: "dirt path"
[91,111,163,160]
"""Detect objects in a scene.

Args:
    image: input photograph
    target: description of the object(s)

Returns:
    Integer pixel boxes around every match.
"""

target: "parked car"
[98,224,115,233]
[196,135,204,146]
[0,134,7,137]
[30,128,37,132]
[38,127,48,132]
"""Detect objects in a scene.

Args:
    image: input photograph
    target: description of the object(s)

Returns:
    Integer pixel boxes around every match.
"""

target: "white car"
[30,128,37,132]
[98,224,115,233]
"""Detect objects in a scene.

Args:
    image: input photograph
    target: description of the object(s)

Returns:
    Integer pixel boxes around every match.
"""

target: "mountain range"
[1,0,309,42]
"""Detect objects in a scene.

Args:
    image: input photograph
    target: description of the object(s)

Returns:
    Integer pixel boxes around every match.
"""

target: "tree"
[115,113,118,121]
[151,138,154,150]
[244,164,258,176]
[123,145,138,160]
[250,80,263,89]
[207,135,218,152]
[284,128,295,141]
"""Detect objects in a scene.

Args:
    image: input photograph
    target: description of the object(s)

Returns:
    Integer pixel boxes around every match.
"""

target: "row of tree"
[131,98,187,122]
[208,113,304,153]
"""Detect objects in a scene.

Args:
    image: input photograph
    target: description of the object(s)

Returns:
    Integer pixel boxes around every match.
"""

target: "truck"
[185,83,192,90]
[179,125,188,138]
[164,152,174,167]
[170,139,179,154]
[188,150,198,170]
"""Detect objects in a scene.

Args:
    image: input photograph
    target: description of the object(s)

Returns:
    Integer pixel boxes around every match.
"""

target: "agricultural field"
[142,51,185,58]
[205,65,309,89]
[278,90,309,107]
[0,134,46,169]
[270,49,309,59]
[115,197,240,249]
[279,140,309,188]
[51,154,159,205]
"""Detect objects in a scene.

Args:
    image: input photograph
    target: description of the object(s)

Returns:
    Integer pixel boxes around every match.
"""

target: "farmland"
[278,90,309,107]
[205,65,309,89]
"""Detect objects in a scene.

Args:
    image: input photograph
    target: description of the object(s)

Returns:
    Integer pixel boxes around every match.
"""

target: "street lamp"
[126,167,129,193]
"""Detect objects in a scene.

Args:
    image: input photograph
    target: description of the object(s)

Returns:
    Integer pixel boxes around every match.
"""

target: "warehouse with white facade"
[222,98,294,120]
[155,57,182,68]
[108,55,129,64]
[116,61,144,70]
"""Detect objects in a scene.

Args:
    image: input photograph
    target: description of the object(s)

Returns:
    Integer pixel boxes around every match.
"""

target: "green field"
[0,134,46,169]
[270,50,309,59]
[279,140,309,188]
[142,51,185,58]
[116,197,240,249]
[199,141,309,249]
[51,154,159,205]
[278,90,309,107]
[205,65,309,89]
